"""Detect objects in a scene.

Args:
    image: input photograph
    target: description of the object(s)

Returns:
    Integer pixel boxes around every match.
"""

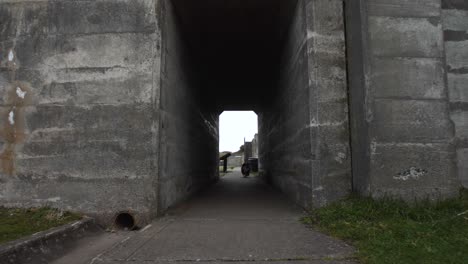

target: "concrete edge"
[0,216,101,264]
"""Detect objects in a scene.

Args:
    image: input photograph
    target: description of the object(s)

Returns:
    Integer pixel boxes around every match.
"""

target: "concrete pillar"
[0,0,162,225]
[305,0,352,206]
[363,0,460,199]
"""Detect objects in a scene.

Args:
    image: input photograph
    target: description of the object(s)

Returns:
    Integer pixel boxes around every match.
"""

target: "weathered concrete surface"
[344,0,371,196]
[157,0,219,213]
[0,0,161,226]
[0,0,466,226]
[251,134,259,158]
[227,149,244,169]
[50,172,356,264]
[362,0,460,199]
[258,0,314,208]
[442,0,468,188]
[259,0,351,208]
[305,0,351,207]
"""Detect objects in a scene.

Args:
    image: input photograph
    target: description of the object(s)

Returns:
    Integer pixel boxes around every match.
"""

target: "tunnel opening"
[219,111,259,174]
[158,0,353,213]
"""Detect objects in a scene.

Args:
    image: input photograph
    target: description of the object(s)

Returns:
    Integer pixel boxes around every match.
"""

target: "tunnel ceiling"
[171,0,298,111]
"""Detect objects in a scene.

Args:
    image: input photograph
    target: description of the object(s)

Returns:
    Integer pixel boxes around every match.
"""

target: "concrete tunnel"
[0,0,462,228]
[157,0,353,217]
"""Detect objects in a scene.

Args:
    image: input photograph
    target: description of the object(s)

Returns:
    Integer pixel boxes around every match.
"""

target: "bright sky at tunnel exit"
[219,111,258,153]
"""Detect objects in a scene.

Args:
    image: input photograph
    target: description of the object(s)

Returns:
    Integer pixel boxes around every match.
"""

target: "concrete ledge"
[0,217,100,264]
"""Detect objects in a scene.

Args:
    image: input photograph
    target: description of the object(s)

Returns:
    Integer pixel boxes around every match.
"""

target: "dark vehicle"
[241,163,251,177]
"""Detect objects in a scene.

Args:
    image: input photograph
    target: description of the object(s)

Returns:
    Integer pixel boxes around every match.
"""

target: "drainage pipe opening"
[114,212,136,230]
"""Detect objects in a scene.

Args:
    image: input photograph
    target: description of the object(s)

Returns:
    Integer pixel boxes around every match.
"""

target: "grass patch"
[0,207,82,244]
[301,189,468,264]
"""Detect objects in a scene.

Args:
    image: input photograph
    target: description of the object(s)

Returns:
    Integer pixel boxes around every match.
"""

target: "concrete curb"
[0,217,100,264]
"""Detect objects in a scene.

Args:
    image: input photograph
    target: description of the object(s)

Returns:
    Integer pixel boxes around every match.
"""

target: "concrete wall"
[305,0,351,206]
[0,0,465,225]
[0,0,219,224]
[259,0,351,208]
[259,0,313,207]
[261,0,461,206]
[345,0,372,195]
[158,0,219,212]
[363,0,460,199]
[243,142,252,163]
[0,0,161,225]
[227,155,243,169]
[252,134,258,158]
[442,0,468,188]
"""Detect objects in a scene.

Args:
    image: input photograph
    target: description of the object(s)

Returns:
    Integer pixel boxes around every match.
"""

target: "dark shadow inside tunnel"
[170,0,298,111]
[157,0,354,214]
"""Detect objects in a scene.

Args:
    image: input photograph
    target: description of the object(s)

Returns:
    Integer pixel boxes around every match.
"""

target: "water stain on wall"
[0,82,31,175]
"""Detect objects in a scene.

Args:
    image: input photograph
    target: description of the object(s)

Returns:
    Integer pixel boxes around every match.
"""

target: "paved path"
[53,171,355,264]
